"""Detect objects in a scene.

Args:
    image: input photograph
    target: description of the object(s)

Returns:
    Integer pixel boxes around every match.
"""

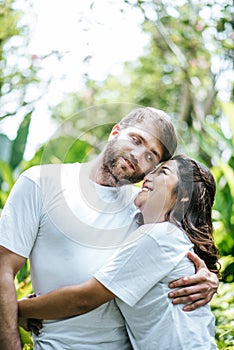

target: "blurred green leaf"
[0,159,14,189]
[221,102,234,141]
[10,112,32,169]
[219,256,234,283]
[0,134,12,162]
[217,161,234,198]
[19,327,33,349]
[16,260,30,284]
[211,282,234,348]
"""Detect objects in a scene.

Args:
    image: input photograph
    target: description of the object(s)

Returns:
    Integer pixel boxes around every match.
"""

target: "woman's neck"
[142,210,167,224]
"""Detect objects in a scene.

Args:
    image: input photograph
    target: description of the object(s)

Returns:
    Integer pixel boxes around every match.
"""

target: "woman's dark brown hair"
[166,154,220,274]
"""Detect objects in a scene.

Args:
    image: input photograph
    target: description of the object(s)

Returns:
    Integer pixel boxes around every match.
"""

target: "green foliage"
[0,0,20,46]
[0,113,32,207]
[0,133,11,161]
[51,100,140,147]
[15,260,34,349]
[211,280,234,349]
[21,136,94,171]
[19,328,34,350]
[0,1,35,118]
[10,111,32,169]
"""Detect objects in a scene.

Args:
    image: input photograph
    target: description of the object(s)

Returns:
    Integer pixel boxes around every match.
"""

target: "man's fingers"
[169,291,204,304]
[169,284,208,298]
[169,277,189,289]
[168,252,218,311]
[187,251,206,270]
[169,274,207,289]
[29,326,41,336]
[27,319,43,335]
[183,299,208,312]
[28,319,42,328]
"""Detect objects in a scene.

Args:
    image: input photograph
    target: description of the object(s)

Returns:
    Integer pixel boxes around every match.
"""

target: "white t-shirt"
[0,163,139,349]
[95,222,217,350]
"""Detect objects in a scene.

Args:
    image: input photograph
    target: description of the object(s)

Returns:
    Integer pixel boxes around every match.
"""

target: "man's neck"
[84,157,118,187]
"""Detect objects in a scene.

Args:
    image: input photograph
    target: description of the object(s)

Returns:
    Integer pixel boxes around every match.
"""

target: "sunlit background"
[1,0,149,158]
[1,0,233,159]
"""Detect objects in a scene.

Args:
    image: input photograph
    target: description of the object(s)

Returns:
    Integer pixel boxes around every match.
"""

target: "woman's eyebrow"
[161,165,172,172]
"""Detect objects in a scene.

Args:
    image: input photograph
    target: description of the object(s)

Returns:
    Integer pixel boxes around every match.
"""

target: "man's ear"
[108,124,121,140]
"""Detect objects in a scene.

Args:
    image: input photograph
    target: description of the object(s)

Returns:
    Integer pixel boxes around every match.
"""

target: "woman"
[18,155,219,349]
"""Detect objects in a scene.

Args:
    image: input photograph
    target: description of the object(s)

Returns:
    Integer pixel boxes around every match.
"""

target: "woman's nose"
[145,169,156,181]
[144,174,152,182]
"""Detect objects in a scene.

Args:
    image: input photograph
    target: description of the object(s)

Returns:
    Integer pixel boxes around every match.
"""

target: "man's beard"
[102,139,145,186]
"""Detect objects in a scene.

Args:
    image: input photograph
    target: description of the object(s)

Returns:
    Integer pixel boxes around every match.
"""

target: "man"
[0,107,218,349]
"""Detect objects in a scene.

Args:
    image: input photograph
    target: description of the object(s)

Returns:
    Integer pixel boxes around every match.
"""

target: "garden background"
[0,0,233,349]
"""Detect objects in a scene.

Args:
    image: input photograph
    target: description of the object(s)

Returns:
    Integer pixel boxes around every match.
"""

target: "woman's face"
[134,160,179,223]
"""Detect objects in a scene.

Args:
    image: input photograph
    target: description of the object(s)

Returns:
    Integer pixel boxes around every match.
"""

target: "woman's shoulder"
[138,221,192,247]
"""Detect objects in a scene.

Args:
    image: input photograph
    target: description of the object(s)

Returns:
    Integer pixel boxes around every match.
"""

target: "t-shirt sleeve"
[94,225,189,307]
[0,170,43,258]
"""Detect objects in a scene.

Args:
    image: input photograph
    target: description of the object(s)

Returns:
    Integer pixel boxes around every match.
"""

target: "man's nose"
[130,146,145,162]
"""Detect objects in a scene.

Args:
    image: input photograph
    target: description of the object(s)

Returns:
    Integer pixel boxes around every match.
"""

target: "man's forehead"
[122,124,159,138]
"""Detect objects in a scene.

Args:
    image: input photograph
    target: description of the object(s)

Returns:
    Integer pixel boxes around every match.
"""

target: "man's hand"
[18,316,42,336]
[18,294,42,336]
[168,251,219,311]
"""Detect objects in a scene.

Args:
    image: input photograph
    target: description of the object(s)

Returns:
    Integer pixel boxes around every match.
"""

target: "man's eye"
[146,153,154,162]
[131,136,140,145]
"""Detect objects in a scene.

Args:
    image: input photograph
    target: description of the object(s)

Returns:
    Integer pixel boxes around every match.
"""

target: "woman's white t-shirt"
[95,222,217,350]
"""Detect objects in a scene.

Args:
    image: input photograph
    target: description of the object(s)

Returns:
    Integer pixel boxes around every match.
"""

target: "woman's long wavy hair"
[165,155,220,274]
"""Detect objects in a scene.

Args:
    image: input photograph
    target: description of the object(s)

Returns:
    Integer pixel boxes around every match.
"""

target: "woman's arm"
[18,278,115,319]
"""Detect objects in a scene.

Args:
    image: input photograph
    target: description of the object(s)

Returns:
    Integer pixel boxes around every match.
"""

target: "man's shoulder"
[21,163,80,186]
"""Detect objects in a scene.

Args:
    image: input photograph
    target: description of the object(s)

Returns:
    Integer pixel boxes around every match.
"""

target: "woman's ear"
[108,124,121,140]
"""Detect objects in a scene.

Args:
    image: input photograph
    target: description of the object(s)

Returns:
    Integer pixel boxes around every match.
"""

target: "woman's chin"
[134,191,147,209]
[134,198,144,210]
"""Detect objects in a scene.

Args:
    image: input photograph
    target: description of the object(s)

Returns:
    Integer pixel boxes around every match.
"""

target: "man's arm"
[168,251,219,311]
[18,278,115,320]
[0,245,26,350]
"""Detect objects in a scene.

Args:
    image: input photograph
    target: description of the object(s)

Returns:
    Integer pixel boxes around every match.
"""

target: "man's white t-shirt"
[0,163,139,349]
[95,222,218,350]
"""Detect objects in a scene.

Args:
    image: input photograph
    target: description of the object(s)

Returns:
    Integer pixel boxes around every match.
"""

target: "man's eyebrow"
[136,134,160,158]
[149,144,160,159]
[151,148,160,158]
